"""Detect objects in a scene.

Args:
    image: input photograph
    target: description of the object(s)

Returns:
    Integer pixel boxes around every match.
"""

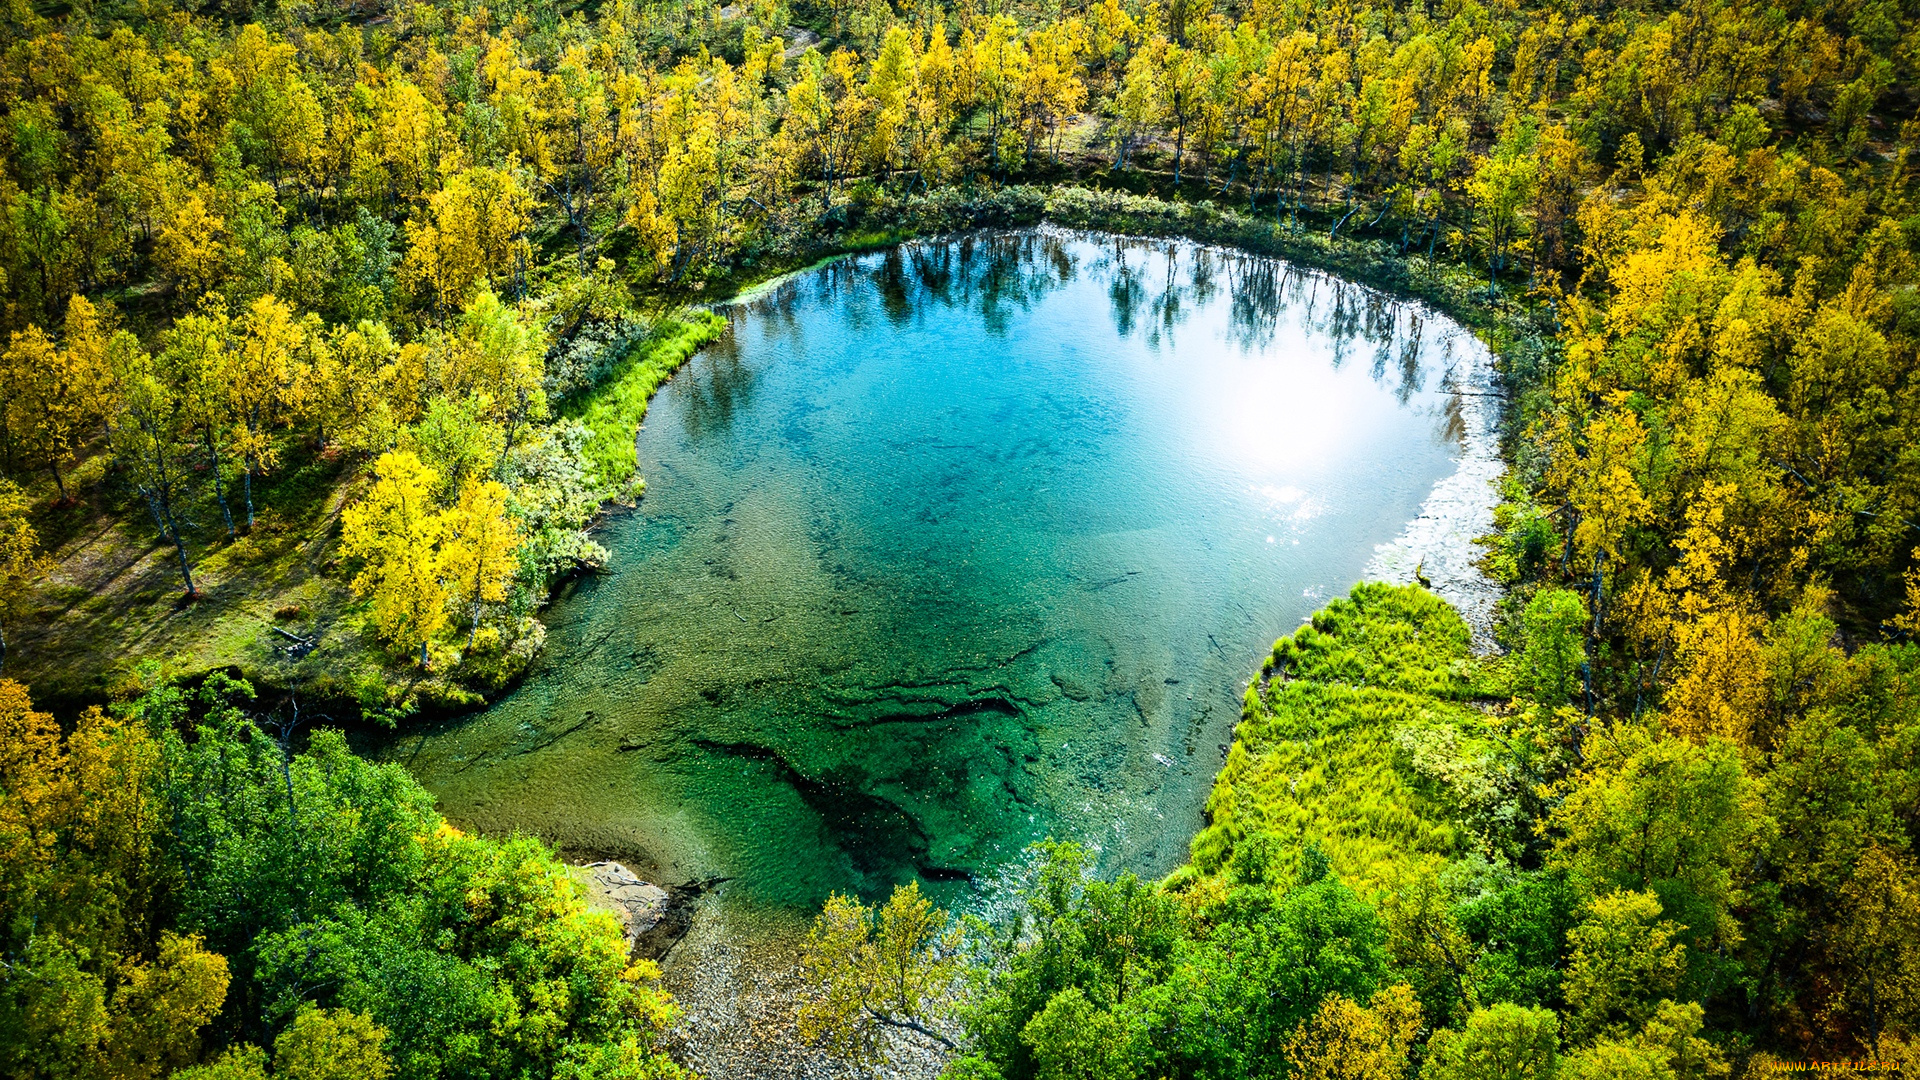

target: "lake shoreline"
[685,189,1534,652]
[461,218,1530,1078]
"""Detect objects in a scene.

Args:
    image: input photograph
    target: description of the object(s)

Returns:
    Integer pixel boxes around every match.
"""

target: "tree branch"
[863,1006,956,1050]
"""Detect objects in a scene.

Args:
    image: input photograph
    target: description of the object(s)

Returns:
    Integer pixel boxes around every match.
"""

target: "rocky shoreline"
[1364,311,1505,652]
[664,905,951,1079]
[574,861,707,960]
[576,863,951,1078]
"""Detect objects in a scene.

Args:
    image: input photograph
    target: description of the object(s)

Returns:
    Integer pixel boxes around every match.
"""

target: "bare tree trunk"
[243,406,260,529]
[274,704,302,833]
[1173,111,1186,185]
[468,560,486,651]
[142,489,197,596]
[206,430,235,539]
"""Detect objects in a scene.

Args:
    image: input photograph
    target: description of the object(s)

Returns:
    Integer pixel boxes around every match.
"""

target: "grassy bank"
[568,310,732,494]
[12,314,734,718]
[1180,583,1513,897]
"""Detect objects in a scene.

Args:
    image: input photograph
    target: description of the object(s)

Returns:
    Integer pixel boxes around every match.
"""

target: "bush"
[1515,589,1587,707]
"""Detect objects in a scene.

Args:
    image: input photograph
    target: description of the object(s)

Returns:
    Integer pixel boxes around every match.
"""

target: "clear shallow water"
[393,229,1485,911]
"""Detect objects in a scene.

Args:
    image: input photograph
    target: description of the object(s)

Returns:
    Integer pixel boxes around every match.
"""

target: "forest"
[0,0,1916,1069]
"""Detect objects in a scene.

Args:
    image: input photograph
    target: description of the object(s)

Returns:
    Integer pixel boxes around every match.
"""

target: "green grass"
[566,310,731,493]
[1184,583,1508,896]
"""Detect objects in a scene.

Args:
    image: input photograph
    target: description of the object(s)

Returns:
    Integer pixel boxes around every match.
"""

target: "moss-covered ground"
[1183,582,1513,896]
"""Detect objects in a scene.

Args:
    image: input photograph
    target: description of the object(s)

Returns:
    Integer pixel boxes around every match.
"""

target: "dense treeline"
[0,675,689,1079]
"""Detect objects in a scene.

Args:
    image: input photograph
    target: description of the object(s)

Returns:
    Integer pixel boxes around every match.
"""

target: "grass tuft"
[1190,582,1505,895]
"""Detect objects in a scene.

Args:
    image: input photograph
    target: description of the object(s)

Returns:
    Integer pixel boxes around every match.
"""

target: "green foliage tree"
[960,843,1183,1079]
[1422,1003,1560,1080]
[1452,866,1579,1011]
[1560,891,1687,1044]
[1514,589,1587,708]
[1549,725,1758,960]
[1019,988,1139,1080]
[141,674,691,1080]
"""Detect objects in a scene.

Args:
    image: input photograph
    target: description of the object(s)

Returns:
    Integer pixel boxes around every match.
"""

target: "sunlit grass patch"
[567,310,730,494]
[1189,582,1505,894]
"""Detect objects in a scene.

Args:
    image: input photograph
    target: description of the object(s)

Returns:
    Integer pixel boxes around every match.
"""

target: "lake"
[392,228,1490,911]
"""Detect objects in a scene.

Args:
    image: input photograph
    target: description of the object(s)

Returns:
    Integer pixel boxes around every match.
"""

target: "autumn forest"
[0,0,1918,1071]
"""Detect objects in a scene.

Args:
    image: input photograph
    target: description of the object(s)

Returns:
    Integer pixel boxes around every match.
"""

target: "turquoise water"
[395,230,1477,910]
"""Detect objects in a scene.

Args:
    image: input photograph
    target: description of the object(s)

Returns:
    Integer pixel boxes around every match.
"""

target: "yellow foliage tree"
[1829,845,1920,1055]
[1896,554,1920,639]
[1550,399,1653,566]
[155,189,228,300]
[441,478,522,650]
[402,167,535,316]
[159,301,245,538]
[1659,482,1770,744]
[222,294,313,529]
[104,932,234,1080]
[349,78,445,207]
[1559,1000,1727,1080]
[305,320,400,455]
[1285,984,1424,1080]
[0,295,112,499]
[0,479,49,669]
[273,1008,394,1080]
[170,1007,394,1080]
[1560,890,1687,1043]
[341,450,449,666]
[0,679,227,1079]
[798,880,963,1064]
